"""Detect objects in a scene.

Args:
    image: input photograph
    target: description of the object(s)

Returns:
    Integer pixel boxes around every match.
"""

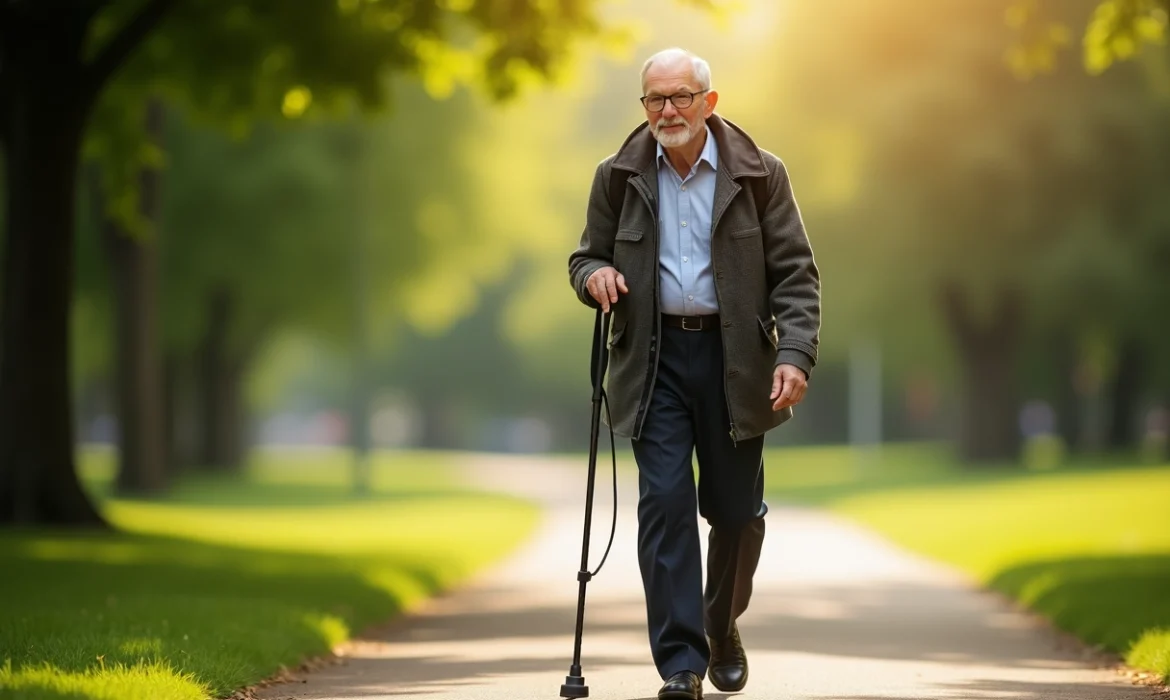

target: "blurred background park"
[1,0,1169,698]
[58,0,1170,473]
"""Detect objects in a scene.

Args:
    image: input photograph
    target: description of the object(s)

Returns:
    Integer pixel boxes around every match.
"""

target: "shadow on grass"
[0,530,443,697]
[989,554,1170,659]
[85,475,469,510]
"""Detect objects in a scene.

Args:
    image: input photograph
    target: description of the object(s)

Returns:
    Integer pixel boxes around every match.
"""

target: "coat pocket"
[608,321,628,349]
[616,228,644,242]
[757,315,779,350]
[731,226,762,240]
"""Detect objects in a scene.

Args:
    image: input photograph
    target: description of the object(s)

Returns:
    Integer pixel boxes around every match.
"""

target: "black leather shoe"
[708,623,748,691]
[658,670,703,699]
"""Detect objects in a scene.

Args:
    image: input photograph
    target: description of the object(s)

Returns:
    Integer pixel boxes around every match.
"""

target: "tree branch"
[82,0,179,105]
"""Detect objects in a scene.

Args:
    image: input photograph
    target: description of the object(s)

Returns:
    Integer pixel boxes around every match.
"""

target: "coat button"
[722,320,732,327]
[728,369,739,377]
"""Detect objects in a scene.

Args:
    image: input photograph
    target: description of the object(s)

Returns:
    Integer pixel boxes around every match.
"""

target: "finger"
[588,279,607,311]
[772,378,788,410]
[604,275,618,303]
[591,277,610,312]
[616,273,629,294]
[770,370,782,400]
[776,378,797,410]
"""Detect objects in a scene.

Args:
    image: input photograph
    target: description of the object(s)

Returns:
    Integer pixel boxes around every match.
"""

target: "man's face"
[642,59,716,149]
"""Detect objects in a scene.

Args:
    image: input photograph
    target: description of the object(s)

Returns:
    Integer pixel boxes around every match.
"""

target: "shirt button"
[681,185,687,191]
[682,256,689,263]
[681,221,688,227]
[688,295,694,300]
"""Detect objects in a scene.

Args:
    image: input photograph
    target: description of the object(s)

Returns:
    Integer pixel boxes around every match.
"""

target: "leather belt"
[661,313,720,332]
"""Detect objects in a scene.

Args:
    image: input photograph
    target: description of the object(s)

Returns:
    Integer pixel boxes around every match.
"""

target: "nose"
[661,101,679,119]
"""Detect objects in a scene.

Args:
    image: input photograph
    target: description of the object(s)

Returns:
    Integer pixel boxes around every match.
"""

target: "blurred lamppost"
[348,124,373,497]
[849,337,882,474]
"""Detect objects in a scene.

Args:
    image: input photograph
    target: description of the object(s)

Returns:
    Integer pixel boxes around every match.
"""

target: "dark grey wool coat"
[568,114,821,442]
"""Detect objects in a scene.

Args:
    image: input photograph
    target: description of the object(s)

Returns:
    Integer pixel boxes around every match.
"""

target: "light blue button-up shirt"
[657,124,719,316]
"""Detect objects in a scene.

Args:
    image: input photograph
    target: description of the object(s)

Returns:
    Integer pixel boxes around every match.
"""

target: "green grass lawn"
[764,443,1170,683]
[0,448,540,700]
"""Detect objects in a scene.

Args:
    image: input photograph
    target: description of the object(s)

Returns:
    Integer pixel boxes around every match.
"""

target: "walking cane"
[560,307,619,699]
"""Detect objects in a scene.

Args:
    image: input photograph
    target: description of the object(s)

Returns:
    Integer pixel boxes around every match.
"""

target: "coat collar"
[612,113,769,180]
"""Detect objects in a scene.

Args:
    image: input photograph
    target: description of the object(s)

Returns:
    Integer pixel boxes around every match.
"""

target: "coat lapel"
[611,113,767,230]
[629,164,659,221]
[711,166,742,236]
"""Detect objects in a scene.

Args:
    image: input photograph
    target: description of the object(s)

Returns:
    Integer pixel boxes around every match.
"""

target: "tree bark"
[0,31,106,526]
[0,1,178,526]
[100,100,168,495]
[940,284,1023,464]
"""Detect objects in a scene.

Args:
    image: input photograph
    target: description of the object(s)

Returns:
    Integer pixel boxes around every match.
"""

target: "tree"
[153,82,480,472]
[1008,0,1168,78]
[1011,0,1170,455]
[762,0,1170,462]
[0,0,664,527]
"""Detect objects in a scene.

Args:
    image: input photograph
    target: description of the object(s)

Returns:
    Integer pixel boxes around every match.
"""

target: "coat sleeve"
[760,156,821,377]
[568,159,620,309]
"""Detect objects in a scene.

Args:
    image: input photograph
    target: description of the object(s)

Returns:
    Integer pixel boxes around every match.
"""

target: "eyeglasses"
[640,90,708,113]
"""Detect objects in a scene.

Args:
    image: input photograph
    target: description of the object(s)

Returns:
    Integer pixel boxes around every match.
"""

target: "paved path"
[255,453,1161,700]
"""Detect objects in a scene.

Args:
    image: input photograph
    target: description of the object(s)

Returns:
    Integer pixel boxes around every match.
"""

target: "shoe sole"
[658,692,702,700]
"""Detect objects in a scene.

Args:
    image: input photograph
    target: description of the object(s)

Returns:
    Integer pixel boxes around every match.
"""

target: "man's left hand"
[771,364,807,411]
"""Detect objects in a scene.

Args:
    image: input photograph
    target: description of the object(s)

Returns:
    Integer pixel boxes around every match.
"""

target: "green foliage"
[153,78,487,362]
[0,447,538,699]
[82,0,635,231]
[761,0,1170,387]
[1007,0,1168,77]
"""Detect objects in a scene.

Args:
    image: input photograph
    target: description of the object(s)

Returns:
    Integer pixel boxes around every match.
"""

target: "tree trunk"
[163,351,198,471]
[1107,336,1145,452]
[0,0,178,525]
[940,284,1023,464]
[99,100,168,495]
[0,51,106,526]
[196,288,248,470]
[1053,331,1083,454]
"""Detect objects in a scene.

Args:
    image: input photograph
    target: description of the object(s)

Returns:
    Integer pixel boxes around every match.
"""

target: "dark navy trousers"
[631,323,768,680]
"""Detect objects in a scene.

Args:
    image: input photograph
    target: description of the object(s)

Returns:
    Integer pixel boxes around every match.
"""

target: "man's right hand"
[586,266,629,313]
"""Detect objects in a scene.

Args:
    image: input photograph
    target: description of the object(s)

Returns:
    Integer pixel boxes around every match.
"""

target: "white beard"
[653,117,696,148]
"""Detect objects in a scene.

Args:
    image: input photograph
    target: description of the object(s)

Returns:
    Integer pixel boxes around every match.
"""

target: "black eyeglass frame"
[639,89,709,113]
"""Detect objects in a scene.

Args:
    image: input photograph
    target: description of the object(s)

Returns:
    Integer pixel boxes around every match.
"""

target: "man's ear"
[704,90,719,117]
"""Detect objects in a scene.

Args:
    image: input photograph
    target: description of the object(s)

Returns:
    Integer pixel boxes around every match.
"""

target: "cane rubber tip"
[560,675,589,698]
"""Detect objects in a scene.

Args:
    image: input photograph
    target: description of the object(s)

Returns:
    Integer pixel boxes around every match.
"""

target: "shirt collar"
[656,122,718,174]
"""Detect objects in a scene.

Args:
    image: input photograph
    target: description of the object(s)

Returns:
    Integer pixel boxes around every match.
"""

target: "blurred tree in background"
[760,0,1170,463]
[0,0,683,526]
[3,0,1168,531]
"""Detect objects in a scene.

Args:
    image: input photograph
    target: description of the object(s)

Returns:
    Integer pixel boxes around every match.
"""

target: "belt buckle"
[681,316,701,332]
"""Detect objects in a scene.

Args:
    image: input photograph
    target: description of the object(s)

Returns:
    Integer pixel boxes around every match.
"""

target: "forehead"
[643,58,699,94]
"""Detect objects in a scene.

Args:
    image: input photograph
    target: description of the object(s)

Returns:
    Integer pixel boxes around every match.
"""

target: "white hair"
[640,48,712,93]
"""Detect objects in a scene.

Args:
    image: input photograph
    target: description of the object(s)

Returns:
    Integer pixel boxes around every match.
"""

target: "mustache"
[656,118,688,130]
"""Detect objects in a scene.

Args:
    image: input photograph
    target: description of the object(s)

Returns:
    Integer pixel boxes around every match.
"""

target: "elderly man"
[567,48,821,699]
